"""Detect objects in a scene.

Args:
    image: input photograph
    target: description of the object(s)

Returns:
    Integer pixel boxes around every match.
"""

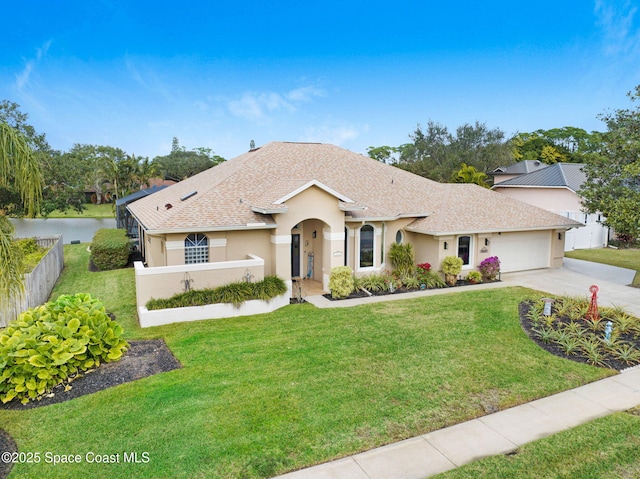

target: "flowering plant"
[479,256,500,281]
[416,262,431,272]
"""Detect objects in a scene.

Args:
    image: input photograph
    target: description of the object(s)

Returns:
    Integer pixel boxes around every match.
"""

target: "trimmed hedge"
[146,276,288,310]
[91,228,131,271]
[0,293,129,404]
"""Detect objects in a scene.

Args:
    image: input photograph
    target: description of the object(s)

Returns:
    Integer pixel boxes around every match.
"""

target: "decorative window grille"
[185,233,209,264]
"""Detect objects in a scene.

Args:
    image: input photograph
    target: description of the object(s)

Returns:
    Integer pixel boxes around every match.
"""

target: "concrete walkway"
[275,368,640,479]
[274,260,640,479]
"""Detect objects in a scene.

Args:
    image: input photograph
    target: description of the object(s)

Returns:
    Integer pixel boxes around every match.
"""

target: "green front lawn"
[42,203,115,218]
[437,408,640,479]
[565,247,640,286]
[0,245,617,478]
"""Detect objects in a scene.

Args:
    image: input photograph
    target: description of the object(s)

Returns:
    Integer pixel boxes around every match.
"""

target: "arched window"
[185,233,209,264]
[359,225,374,268]
[395,230,404,244]
[457,235,471,266]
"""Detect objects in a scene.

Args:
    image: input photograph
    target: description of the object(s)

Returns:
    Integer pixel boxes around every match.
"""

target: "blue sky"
[2,1,640,160]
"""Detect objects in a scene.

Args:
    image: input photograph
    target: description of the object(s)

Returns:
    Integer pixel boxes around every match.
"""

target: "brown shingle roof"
[128,141,581,234]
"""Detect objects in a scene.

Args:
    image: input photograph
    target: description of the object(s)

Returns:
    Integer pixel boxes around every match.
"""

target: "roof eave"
[140,223,278,236]
[405,224,584,236]
[251,205,289,214]
[345,212,430,222]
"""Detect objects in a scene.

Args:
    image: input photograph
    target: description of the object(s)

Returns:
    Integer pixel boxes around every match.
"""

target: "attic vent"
[180,191,198,201]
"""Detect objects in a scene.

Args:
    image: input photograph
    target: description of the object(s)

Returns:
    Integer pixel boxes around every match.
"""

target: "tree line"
[0,100,225,216]
[367,121,604,187]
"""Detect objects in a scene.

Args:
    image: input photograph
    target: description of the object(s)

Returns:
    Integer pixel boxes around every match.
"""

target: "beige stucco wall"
[272,186,347,289]
[493,187,583,213]
[134,255,265,309]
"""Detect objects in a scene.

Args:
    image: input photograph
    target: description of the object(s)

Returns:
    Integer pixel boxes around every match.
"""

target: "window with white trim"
[359,224,374,268]
[185,233,209,264]
[457,235,471,266]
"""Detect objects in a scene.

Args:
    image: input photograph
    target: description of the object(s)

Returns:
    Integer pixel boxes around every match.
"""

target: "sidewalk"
[274,367,640,479]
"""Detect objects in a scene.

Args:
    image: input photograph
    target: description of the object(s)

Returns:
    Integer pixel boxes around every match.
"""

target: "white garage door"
[491,231,551,273]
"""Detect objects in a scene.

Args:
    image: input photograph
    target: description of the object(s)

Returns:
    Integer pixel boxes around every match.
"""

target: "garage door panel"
[491,231,550,273]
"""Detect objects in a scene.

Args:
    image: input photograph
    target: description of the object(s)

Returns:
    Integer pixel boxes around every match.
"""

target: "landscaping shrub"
[416,269,447,289]
[466,271,483,284]
[14,237,49,273]
[328,266,355,299]
[441,256,463,286]
[479,256,501,281]
[90,228,131,271]
[388,243,415,277]
[146,276,288,309]
[0,293,129,404]
[359,272,388,292]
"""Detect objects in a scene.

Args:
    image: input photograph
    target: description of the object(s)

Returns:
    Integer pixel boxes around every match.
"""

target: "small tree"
[387,242,415,278]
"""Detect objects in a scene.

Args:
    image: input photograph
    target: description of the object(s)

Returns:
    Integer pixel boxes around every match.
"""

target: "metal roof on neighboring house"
[492,163,587,193]
[490,160,550,176]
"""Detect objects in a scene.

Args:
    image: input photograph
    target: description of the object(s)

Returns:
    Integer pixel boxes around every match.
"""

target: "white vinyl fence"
[0,235,64,328]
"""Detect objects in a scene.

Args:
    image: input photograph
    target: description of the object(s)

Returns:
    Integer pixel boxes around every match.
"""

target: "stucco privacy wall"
[133,255,265,310]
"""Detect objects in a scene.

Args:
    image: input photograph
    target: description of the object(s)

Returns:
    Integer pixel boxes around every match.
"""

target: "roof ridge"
[557,163,569,187]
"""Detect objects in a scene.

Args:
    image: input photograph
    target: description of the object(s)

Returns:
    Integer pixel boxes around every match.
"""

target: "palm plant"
[0,122,42,314]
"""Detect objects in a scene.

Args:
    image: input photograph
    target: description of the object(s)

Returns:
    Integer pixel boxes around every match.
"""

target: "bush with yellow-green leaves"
[0,293,129,404]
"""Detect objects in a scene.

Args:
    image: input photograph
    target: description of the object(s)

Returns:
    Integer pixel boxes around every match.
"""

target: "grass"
[0,245,620,478]
[437,407,640,479]
[565,247,640,286]
[42,203,115,218]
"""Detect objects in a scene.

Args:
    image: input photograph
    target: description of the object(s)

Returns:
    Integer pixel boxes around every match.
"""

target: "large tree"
[0,122,43,315]
[512,127,604,164]
[153,137,225,182]
[580,86,640,245]
[386,121,512,182]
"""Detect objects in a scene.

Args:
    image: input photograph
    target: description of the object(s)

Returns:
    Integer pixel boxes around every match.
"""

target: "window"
[457,235,471,266]
[395,230,404,244]
[185,233,209,264]
[359,225,374,268]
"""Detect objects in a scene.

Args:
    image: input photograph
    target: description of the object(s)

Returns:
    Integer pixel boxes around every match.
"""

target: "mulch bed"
[519,301,640,372]
[0,339,181,411]
[323,279,493,301]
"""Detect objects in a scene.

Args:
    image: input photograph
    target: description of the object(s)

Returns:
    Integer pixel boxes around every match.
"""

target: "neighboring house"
[127,142,581,294]
[489,160,549,184]
[491,162,608,251]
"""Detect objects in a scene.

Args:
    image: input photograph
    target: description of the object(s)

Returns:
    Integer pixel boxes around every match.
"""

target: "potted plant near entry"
[465,270,482,284]
[441,256,463,286]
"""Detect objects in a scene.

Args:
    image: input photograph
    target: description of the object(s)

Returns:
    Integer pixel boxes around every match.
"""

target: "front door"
[291,234,301,277]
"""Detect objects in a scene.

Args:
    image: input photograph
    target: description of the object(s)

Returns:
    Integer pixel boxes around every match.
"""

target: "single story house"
[491,162,608,251]
[127,142,582,295]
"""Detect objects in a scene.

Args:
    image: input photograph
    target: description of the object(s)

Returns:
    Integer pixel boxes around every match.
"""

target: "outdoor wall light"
[558,233,563,240]
[444,241,448,250]
[312,230,317,238]
[484,238,490,246]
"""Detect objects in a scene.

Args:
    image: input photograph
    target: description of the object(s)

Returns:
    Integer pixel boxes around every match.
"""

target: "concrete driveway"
[503,258,640,317]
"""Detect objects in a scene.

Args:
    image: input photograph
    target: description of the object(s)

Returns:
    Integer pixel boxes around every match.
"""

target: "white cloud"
[594,0,640,57]
[227,85,325,123]
[302,122,368,146]
[15,40,51,90]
